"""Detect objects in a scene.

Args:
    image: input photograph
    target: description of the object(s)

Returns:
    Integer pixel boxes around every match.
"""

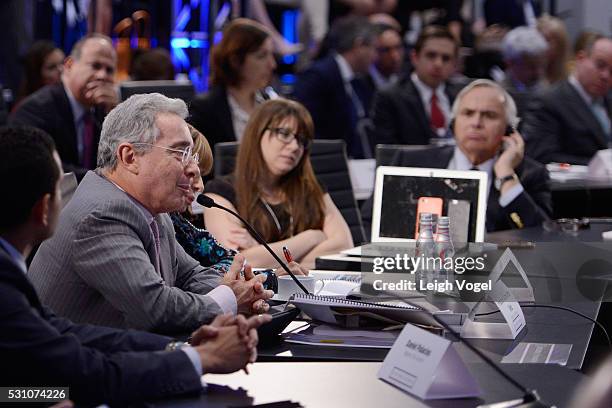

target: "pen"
[282,246,293,263]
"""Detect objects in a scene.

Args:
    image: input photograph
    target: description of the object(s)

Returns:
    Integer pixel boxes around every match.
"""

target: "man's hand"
[195,314,271,374]
[84,80,118,112]
[222,254,274,314]
[275,261,309,277]
[494,131,524,178]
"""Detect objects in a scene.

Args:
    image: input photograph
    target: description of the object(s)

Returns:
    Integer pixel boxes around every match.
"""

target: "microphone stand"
[197,194,310,294]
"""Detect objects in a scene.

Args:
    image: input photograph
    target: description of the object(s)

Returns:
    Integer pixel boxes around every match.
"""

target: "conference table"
[156,224,612,407]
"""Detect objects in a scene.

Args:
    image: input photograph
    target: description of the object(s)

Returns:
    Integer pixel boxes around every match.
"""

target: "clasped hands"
[189,313,272,374]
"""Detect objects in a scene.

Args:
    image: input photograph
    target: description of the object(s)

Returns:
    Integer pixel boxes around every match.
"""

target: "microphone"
[197,194,310,294]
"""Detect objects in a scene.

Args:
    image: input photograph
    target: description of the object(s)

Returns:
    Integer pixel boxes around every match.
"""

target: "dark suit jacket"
[522,80,612,165]
[9,82,104,180]
[371,75,464,146]
[361,146,551,239]
[293,55,374,158]
[189,85,235,152]
[0,246,202,405]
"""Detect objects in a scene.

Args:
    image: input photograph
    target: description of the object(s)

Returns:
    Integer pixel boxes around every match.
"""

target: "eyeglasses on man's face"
[132,143,200,167]
[267,127,311,149]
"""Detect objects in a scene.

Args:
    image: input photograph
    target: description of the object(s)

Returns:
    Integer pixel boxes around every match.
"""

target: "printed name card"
[461,280,526,340]
[378,324,481,400]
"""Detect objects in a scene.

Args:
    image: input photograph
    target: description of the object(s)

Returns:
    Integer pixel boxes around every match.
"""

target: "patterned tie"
[150,218,161,274]
[81,111,95,169]
[430,93,445,131]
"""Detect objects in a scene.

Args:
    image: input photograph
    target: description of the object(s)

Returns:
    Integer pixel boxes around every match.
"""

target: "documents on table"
[283,323,400,348]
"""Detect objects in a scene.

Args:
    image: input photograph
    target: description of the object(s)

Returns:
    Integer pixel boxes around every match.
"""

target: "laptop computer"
[344,166,488,257]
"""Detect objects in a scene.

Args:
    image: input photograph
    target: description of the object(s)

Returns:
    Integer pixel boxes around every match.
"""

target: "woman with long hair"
[203,98,354,268]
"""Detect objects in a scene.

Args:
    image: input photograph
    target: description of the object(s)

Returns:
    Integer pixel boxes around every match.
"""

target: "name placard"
[461,280,526,339]
[378,324,481,400]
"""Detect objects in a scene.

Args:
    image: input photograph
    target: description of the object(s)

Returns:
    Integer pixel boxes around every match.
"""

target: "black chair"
[214,140,367,245]
[375,144,443,167]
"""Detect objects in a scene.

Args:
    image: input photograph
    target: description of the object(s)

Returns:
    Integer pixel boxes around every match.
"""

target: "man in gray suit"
[29,93,273,333]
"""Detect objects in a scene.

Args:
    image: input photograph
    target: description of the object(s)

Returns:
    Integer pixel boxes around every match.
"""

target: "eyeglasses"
[267,127,311,149]
[132,143,199,167]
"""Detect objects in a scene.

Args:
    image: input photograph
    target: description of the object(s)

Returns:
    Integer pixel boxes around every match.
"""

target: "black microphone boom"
[197,194,310,294]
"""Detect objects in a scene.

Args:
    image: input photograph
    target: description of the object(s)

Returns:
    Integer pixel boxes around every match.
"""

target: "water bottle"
[435,216,456,294]
[415,212,436,291]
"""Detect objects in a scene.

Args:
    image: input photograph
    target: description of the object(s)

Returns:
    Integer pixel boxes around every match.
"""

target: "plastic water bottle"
[415,213,436,291]
[435,216,456,294]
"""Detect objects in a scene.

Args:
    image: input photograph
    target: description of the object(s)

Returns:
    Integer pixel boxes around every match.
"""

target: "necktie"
[347,78,371,158]
[591,101,611,142]
[81,111,95,169]
[430,93,445,131]
[150,218,161,274]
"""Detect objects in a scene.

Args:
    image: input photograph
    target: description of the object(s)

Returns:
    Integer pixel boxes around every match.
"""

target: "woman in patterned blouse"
[170,124,236,273]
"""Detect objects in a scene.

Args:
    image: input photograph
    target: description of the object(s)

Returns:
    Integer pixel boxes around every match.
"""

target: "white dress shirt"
[411,72,452,136]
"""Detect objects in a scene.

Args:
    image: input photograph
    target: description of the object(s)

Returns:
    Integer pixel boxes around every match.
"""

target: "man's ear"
[31,194,51,227]
[116,143,140,174]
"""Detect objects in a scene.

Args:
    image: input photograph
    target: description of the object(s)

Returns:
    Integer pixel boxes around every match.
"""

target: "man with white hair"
[362,79,551,234]
[28,93,275,333]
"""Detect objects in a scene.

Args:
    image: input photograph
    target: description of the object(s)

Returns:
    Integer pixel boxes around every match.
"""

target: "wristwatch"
[494,173,518,191]
[165,340,189,351]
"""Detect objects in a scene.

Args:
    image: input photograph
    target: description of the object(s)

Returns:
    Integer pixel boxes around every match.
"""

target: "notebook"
[289,293,440,328]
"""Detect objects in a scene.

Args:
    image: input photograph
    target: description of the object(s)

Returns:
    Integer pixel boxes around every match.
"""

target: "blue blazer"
[293,55,374,158]
[0,246,202,405]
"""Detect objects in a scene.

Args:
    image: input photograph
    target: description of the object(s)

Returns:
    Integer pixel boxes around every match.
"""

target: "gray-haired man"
[29,93,273,333]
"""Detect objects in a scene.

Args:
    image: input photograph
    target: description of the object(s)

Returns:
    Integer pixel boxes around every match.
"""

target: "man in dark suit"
[365,21,405,92]
[522,36,612,165]
[363,79,551,237]
[0,125,270,405]
[293,15,377,159]
[10,34,119,180]
[371,25,465,146]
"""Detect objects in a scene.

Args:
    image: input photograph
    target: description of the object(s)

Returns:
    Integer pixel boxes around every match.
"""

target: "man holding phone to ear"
[362,79,551,234]
[11,34,118,180]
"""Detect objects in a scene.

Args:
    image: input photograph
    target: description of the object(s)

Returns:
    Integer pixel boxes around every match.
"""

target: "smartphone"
[448,199,471,245]
[414,197,443,239]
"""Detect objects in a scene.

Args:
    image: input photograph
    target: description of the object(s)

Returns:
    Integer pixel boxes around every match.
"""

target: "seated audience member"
[189,19,277,154]
[15,40,65,107]
[537,15,570,85]
[28,93,274,333]
[500,26,548,117]
[362,79,551,235]
[293,15,377,159]
[0,125,270,405]
[10,34,118,180]
[366,20,405,91]
[371,25,464,146]
[204,98,354,269]
[171,124,236,274]
[522,35,612,165]
[130,48,175,81]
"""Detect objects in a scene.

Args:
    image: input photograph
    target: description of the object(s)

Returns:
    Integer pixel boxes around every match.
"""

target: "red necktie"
[82,112,95,169]
[430,93,445,130]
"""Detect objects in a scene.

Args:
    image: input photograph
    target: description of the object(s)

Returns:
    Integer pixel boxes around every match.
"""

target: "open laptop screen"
[371,166,488,243]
